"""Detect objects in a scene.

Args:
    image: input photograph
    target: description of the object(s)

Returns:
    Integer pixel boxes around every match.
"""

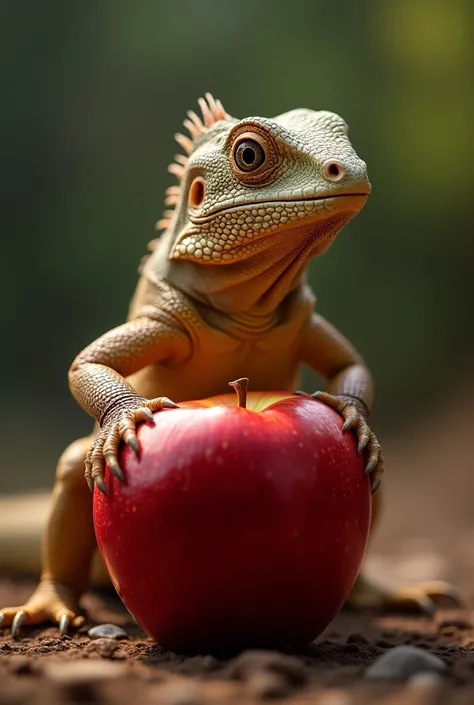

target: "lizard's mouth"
[172,193,368,262]
[189,192,369,224]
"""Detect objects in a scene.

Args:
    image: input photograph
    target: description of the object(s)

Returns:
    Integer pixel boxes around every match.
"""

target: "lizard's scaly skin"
[0,94,462,635]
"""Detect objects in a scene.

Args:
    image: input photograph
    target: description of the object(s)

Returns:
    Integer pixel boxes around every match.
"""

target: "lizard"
[0,93,461,638]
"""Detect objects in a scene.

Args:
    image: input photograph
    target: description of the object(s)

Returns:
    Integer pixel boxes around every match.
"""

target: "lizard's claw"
[59,613,70,637]
[0,580,84,639]
[84,396,178,493]
[11,611,26,639]
[311,391,384,494]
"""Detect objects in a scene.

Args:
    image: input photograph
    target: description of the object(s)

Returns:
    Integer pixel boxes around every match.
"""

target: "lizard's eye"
[234,139,265,172]
[229,127,279,185]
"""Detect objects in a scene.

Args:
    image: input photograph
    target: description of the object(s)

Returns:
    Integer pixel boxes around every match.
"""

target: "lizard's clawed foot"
[0,580,84,639]
[310,391,384,494]
[346,574,465,616]
[85,396,178,494]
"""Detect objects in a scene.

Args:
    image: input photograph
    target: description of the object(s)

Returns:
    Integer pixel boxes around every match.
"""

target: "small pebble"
[229,649,307,687]
[86,637,121,659]
[177,655,219,674]
[88,623,129,640]
[346,632,369,645]
[365,645,446,681]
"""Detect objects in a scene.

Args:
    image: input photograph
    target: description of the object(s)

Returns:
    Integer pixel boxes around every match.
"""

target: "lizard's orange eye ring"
[229,126,280,185]
[234,139,266,172]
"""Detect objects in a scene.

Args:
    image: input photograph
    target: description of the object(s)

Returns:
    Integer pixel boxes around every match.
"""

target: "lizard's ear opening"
[188,177,206,209]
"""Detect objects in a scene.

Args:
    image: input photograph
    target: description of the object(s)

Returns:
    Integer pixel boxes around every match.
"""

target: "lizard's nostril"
[322,160,345,183]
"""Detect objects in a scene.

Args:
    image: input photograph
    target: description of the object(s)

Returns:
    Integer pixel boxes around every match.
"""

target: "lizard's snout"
[321,157,371,194]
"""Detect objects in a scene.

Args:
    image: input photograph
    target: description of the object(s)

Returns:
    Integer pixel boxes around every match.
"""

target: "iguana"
[0,94,460,638]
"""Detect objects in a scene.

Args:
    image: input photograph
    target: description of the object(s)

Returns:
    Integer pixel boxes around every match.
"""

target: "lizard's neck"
[152,228,328,320]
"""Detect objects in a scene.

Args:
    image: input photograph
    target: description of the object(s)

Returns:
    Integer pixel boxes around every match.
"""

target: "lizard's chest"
[129,325,304,402]
[187,325,302,393]
[128,274,314,401]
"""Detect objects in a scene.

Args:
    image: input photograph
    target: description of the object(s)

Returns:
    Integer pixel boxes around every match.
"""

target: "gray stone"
[229,649,307,685]
[88,623,129,640]
[365,645,446,681]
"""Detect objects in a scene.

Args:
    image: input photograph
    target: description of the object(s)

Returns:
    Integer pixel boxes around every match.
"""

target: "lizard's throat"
[156,216,348,316]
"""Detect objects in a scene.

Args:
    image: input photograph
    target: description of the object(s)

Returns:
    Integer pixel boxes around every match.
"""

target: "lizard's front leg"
[69,316,191,494]
[298,313,463,613]
[0,316,192,636]
[298,313,382,492]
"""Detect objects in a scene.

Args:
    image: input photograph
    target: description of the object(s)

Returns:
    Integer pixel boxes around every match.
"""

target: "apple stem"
[228,377,249,409]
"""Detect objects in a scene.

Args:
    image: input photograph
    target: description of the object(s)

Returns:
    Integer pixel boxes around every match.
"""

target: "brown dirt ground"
[2,381,474,704]
[1,579,474,704]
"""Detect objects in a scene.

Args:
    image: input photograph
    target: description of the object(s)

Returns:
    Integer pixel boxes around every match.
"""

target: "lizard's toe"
[346,575,466,614]
[0,580,85,638]
[0,605,84,638]
[0,606,29,631]
[404,580,466,609]
[84,396,180,493]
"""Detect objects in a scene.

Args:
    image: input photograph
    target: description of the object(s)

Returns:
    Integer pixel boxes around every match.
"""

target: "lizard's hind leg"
[345,490,464,614]
[0,435,102,637]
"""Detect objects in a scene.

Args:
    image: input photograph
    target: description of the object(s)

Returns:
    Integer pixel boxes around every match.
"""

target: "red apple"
[93,383,371,653]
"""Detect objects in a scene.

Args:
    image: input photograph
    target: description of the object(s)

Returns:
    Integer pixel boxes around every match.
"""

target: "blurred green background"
[1,0,472,492]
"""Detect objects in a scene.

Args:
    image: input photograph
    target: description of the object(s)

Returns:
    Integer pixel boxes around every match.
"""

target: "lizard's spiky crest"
[153,93,229,235]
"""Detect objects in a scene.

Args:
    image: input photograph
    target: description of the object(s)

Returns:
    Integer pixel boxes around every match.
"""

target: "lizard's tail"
[0,491,109,587]
[0,491,49,577]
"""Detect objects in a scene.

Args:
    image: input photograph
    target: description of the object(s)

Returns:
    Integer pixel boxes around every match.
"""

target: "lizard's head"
[155,94,371,265]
